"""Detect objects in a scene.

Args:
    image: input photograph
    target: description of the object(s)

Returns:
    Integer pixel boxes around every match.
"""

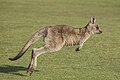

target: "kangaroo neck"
[80,27,92,36]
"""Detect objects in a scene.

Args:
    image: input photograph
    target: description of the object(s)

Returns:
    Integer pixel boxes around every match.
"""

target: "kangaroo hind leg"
[27,38,65,75]
[27,46,49,75]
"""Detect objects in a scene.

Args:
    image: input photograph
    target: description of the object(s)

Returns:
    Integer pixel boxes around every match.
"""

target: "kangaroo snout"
[99,30,102,34]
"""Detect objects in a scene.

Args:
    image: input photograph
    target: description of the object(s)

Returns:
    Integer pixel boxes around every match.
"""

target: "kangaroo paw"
[27,67,34,76]
[75,47,80,51]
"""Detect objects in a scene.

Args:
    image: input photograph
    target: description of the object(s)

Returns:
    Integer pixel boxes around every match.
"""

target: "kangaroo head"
[86,17,102,34]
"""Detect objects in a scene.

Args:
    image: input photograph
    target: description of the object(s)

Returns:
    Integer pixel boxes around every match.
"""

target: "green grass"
[0,0,120,80]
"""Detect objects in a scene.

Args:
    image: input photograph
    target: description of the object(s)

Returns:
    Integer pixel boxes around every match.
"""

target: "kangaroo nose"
[99,31,102,34]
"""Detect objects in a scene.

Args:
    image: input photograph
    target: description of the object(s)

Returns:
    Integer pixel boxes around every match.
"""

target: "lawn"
[0,0,120,80]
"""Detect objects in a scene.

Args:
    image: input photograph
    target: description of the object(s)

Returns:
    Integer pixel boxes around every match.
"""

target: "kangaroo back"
[9,28,46,61]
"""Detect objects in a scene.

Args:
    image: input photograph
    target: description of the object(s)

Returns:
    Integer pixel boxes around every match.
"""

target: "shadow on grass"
[0,65,27,76]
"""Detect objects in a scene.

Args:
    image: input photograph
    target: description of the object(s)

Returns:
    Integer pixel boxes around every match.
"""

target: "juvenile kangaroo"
[9,17,102,75]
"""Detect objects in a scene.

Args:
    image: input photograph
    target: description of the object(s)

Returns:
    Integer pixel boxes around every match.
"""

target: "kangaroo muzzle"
[99,30,102,34]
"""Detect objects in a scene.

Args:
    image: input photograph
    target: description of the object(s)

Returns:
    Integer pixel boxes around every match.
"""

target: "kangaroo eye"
[96,26,99,29]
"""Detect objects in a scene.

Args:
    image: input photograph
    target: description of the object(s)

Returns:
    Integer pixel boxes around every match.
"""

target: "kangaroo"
[9,17,102,75]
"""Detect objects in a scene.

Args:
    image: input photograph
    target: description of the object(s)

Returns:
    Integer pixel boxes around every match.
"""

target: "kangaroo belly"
[65,35,80,46]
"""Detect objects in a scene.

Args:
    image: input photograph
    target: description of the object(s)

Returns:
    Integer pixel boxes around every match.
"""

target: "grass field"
[0,0,120,80]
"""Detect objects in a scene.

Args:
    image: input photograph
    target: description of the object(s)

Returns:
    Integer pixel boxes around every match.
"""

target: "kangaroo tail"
[9,28,46,61]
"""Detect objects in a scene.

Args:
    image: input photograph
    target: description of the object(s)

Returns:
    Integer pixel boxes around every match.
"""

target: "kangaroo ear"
[90,17,96,24]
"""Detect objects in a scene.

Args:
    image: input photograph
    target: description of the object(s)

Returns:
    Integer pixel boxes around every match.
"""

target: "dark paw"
[75,47,80,51]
